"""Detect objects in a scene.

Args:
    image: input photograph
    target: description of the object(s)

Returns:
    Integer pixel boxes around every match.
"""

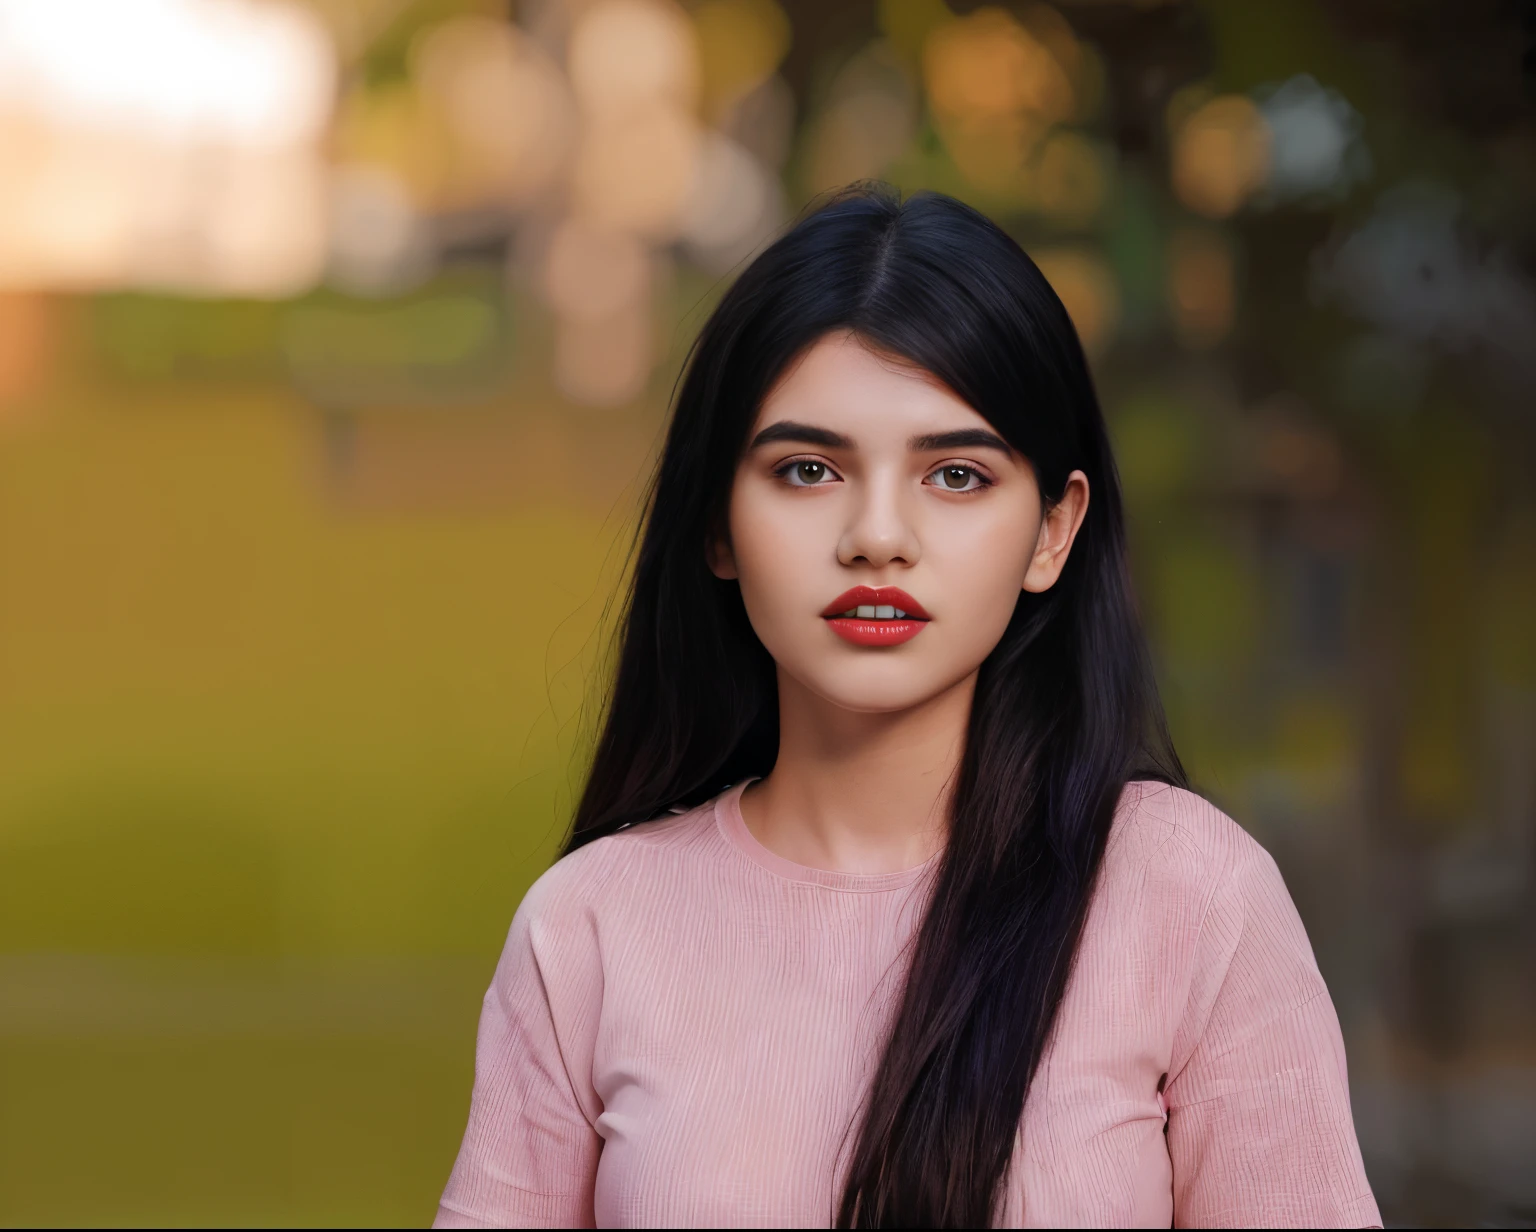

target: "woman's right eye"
[778,459,839,486]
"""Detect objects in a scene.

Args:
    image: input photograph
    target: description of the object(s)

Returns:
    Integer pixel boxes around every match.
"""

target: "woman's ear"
[706,533,738,580]
[1022,470,1090,593]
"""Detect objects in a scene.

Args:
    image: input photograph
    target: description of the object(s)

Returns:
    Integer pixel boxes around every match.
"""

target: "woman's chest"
[588,898,908,1226]
[582,898,1177,1228]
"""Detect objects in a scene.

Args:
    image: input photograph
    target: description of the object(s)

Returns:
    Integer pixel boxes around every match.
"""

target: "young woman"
[434,187,1380,1228]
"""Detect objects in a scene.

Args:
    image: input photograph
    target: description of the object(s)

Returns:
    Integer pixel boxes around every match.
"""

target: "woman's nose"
[836,477,920,568]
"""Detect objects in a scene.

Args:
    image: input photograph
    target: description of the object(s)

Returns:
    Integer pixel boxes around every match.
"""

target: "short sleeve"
[434,876,604,1229]
[1164,845,1381,1229]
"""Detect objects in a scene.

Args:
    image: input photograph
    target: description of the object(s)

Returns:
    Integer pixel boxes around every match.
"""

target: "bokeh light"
[923,6,1076,199]
[412,17,574,208]
[542,218,657,406]
[1169,92,1272,220]
[1258,74,1370,204]
[1033,246,1120,355]
[682,130,783,271]
[0,0,333,295]
[571,102,703,239]
[694,0,791,120]
[1031,129,1111,227]
[567,0,700,119]
[0,0,331,144]
[924,7,1074,128]
[1166,226,1235,349]
[805,41,916,194]
[0,292,57,410]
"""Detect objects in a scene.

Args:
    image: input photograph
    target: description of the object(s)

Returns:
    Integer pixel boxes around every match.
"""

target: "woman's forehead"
[754,332,989,444]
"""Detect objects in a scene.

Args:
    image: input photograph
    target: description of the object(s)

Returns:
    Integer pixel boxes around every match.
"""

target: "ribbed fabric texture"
[435,781,1381,1229]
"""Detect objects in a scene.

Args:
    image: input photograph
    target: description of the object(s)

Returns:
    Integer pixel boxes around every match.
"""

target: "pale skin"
[708,331,1090,874]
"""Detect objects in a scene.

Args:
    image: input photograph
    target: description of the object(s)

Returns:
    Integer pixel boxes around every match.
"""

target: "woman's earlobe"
[1021,546,1060,594]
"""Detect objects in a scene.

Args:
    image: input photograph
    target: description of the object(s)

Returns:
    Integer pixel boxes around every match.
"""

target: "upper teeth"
[846,605,906,619]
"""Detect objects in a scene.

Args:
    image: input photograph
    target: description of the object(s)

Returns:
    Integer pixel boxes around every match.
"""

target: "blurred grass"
[0,382,635,1223]
[0,961,481,1226]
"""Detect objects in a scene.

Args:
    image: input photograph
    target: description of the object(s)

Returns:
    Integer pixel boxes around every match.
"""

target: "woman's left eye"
[926,465,987,492]
[778,459,839,486]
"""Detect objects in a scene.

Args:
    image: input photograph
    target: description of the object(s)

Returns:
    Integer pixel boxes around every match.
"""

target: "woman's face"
[710,331,1089,716]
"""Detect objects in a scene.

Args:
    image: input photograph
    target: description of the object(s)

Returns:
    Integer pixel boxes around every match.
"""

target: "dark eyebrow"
[908,428,1014,455]
[749,421,854,450]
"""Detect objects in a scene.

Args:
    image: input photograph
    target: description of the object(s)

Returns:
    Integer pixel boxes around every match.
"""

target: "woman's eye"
[781,460,837,486]
[928,465,985,491]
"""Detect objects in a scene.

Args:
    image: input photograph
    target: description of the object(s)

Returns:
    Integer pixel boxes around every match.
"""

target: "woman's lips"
[822,585,930,647]
[820,586,931,620]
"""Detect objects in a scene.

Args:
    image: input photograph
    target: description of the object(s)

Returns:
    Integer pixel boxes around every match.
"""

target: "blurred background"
[0,0,1532,1225]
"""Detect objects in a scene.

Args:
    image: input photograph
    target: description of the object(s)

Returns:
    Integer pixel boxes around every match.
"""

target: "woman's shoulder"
[515,795,728,927]
[1094,782,1322,1024]
[1103,780,1287,912]
[479,801,730,1008]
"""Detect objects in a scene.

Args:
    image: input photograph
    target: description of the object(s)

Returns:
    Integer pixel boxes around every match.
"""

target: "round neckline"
[714,780,942,893]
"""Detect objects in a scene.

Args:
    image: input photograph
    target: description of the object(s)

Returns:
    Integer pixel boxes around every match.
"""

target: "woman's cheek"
[929,510,1033,635]
[729,498,824,654]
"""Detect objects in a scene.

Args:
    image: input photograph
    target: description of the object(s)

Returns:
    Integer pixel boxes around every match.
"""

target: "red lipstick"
[821,586,930,648]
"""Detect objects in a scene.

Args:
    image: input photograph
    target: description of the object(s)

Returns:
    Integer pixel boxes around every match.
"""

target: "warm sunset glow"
[0,0,334,295]
[0,0,332,144]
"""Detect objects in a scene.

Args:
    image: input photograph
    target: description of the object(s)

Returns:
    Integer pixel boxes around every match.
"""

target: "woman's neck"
[739,668,976,875]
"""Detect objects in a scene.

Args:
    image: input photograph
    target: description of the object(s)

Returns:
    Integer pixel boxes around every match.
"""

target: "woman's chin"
[791,665,977,719]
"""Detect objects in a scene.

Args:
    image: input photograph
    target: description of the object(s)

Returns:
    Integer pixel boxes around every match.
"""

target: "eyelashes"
[924,464,989,493]
[771,456,996,493]
[777,458,840,487]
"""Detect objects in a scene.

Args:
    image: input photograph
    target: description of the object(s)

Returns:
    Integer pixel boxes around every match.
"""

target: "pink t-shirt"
[435,781,1380,1228]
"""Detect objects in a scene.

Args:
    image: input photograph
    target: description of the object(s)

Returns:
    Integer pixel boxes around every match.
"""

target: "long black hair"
[564,185,1185,1227]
